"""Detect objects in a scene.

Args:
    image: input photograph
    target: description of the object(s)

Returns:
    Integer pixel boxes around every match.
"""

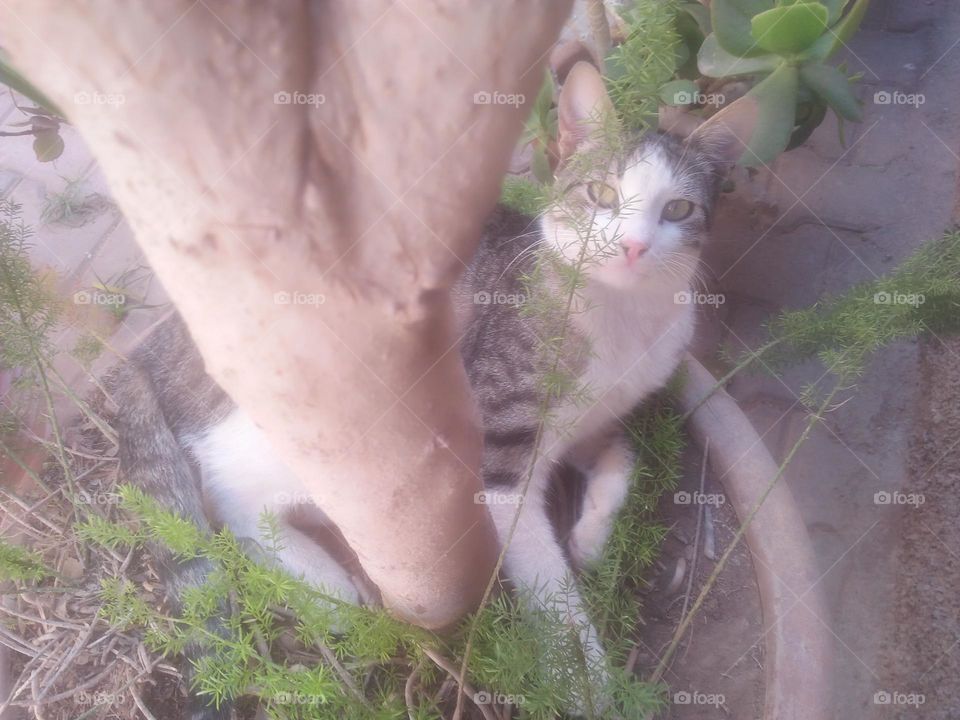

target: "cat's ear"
[550,40,599,85]
[557,61,616,162]
[684,96,760,165]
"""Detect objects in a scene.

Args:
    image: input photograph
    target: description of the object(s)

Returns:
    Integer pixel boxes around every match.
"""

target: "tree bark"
[0,0,572,629]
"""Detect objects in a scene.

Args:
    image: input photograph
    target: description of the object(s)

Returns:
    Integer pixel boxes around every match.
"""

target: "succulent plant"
[693,0,871,165]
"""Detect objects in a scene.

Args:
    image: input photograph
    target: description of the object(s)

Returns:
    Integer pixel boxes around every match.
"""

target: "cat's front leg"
[568,433,634,571]
[484,469,610,716]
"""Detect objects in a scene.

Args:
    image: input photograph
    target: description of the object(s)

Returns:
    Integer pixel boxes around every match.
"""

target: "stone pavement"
[0,95,170,393]
[698,1,960,717]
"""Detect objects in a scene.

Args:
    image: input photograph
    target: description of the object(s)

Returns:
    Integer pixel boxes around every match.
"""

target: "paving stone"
[0,168,23,196]
[710,215,836,310]
[843,29,929,91]
[0,122,95,190]
[884,0,947,34]
[802,111,867,165]
[858,0,891,31]
[5,171,122,279]
[0,91,16,125]
[820,227,905,295]
[773,159,949,236]
[712,296,778,357]
[732,346,917,719]
[847,103,929,169]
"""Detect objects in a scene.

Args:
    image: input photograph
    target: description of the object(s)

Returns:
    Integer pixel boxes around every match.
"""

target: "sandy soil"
[880,336,960,719]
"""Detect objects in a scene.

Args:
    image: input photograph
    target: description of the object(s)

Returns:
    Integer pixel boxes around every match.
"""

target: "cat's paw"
[564,634,613,718]
[541,616,612,717]
[568,515,613,571]
[566,674,612,717]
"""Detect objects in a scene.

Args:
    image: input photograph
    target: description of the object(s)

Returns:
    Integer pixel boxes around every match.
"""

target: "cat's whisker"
[498,238,551,281]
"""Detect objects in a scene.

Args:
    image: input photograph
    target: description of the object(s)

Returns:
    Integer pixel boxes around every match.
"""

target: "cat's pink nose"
[620,239,649,265]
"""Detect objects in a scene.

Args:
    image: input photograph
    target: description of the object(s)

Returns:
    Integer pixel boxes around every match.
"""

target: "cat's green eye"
[586,181,619,211]
[661,199,695,222]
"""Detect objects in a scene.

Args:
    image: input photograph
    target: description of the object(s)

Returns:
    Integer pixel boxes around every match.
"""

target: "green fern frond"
[0,540,51,582]
[118,485,207,558]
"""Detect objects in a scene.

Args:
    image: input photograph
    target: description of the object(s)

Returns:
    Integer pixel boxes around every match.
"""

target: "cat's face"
[542,133,718,290]
[541,61,756,292]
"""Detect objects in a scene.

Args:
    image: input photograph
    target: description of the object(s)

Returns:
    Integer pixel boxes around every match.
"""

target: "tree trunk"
[0,0,572,629]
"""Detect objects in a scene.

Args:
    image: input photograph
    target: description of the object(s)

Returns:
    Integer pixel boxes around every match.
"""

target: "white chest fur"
[185,409,312,529]
[550,281,694,449]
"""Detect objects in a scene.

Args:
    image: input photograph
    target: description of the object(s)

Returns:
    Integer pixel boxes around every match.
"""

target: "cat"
[109,61,752,719]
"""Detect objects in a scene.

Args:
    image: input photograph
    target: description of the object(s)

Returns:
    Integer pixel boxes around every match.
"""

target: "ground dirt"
[635,448,764,720]
[879,336,960,719]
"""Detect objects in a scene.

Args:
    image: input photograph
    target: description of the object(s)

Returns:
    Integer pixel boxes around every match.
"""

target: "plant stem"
[680,337,784,422]
[425,646,497,720]
[34,355,77,497]
[42,358,118,445]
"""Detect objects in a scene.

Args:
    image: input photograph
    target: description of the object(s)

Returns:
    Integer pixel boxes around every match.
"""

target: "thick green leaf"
[29,115,59,132]
[680,1,712,35]
[796,84,816,104]
[546,107,558,138]
[804,0,871,60]
[659,79,700,106]
[605,53,628,81]
[523,71,555,144]
[0,53,64,118]
[698,33,781,77]
[712,0,773,58]
[751,3,830,55]
[739,63,800,165]
[531,144,552,184]
[33,130,64,163]
[675,8,706,78]
[799,62,862,121]
[821,0,852,24]
[731,0,775,14]
[533,70,555,127]
[787,98,828,150]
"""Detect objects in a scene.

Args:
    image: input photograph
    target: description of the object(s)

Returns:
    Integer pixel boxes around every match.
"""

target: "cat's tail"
[110,363,230,720]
